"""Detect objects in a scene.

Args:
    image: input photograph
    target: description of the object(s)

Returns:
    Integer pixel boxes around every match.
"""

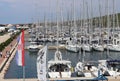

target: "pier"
[0,77,120,81]
[25,45,66,50]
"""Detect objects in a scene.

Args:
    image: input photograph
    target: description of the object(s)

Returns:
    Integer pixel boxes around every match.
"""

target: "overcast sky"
[0,0,120,24]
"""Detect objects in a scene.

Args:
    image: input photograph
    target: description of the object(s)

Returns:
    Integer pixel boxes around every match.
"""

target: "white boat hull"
[109,70,120,76]
[107,44,120,51]
[27,45,42,52]
[75,62,98,77]
[28,48,39,52]
[92,44,104,51]
[48,72,71,78]
[65,45,79,52]
[82,44,92,52]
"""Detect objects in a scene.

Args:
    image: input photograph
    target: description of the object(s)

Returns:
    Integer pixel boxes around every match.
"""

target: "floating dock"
[25,45,66,50]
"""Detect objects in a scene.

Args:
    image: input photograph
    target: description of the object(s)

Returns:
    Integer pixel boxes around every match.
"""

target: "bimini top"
[107,59,120,65]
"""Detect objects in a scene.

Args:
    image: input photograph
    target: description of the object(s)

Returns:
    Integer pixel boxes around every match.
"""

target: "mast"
[116,12,119,28]
[98,0,102,45]
[70,2,73,37]
[115,1,119,28]
[106,0,110,58]
[86,1,89,35]
[83,0,85,36]
[60,0,64,33]
[86,0,91,45]
[82,0,85,63]
[45,14,48,40]
[67,10,71,35]
[90,0,93,33]
[80,2,83,35]
[56,0,59,52]
[112,0,115,45]
[73,0,76,33]
[107,0,110,42]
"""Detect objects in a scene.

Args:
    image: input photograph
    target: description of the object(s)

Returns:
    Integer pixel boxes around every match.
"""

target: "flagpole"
[23,66,25,81]
[16,29,25,81]
[46,45,48,81]
[23,29,25,81]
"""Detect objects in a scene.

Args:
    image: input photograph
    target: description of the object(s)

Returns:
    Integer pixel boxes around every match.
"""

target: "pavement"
[0,33,17,79]
[0,39,17,65]
[0,33,11,44]
[0,77,119,81]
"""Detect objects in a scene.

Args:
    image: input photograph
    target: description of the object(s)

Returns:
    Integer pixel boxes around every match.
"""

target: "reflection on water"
[4,45,120,78]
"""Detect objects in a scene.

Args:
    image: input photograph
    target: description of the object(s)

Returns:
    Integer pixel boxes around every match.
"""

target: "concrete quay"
[0,33,11,44]
[0,76,119,81]
[25,45,66,50]
[0,42,17,78]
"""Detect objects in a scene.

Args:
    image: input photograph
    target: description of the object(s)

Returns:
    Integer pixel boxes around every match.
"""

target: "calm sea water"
[4,42,120,79]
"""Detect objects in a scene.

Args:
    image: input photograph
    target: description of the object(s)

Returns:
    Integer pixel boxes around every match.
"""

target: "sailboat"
[76,46,98,77]
[48,50,72,78]
[65,0,80,53]
[106,0,120,52]
[98,0,120,77]
[75,46,98,77]
[81,0,92,52]
[81,37,92,52]
[98,60,120,76]
[107,37,120,51]
[65,37,80,52]
[92,0,104,52]
[75,62,99,77]
[48,0,72,78]
[27,24,43,52]
[27,41,42,52]
[75,0,98,77]
[92,36,104,51]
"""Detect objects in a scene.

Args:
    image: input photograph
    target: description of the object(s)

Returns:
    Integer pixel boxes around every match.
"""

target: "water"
[4,42,120,79]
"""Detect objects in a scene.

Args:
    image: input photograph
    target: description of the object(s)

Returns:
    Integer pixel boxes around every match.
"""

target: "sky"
[0,0,120,24]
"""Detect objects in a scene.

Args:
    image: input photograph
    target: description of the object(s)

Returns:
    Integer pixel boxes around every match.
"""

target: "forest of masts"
[31,0,120,32]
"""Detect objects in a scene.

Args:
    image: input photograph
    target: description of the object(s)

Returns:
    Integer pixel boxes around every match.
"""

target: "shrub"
[0,31,21,51]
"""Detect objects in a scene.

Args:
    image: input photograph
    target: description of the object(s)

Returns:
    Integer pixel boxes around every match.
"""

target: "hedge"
[0,31,21,51]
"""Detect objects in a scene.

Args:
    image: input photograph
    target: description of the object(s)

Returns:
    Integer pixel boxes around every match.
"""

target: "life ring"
[76,62,83,71]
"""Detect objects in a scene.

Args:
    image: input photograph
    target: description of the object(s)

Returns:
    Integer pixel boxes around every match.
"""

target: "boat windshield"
[107,60,120,71]
[49,64,69,72]
[31,42,37,45]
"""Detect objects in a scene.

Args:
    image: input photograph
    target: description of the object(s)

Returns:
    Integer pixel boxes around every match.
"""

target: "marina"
[0,0,120,81]
[0,27,120,81]
[3,34,120,79]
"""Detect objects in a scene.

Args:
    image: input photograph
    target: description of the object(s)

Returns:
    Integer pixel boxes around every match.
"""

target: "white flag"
[37,46,47,81]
